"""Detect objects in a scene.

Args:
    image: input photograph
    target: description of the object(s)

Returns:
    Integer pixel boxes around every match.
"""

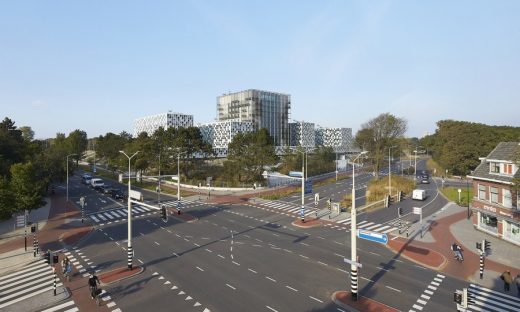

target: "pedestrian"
[515,274,520,297]
[88,273,100,299]
[501,270,512,292]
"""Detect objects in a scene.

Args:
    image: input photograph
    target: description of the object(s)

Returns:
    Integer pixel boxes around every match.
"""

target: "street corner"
[291,218,323,228]
[332,291,399,312]
[172,212,198,223]
[98,265,144,286]
[386,238,447,270]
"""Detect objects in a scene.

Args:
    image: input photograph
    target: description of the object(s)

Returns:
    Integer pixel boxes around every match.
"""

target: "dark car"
[110,189,126,201]
[421,178,430,184]
[101,184,115,194]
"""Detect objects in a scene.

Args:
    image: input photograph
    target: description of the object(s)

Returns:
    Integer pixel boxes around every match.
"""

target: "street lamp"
[66,153,77,208]
[350,150,368,301]
[413,146,424,179]
[119,150,139,270]
[290,146,315,222]
[176,150,187,214]
[388,146,397,197]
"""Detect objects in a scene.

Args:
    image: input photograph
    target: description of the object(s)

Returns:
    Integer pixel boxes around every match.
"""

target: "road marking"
[424,289,434,295]
[218,254,225,259]
[248,268,257,274]
[205,249,212,253]
[140,232,145,236]
[427,285,437,291]
[226,283,236,290]
[420,294,430,300]
[285,285,298,292]
[194,243,200,247]
[334,253,345,257]
[337,268,349,274]
[318,261,328,266]
[412,304,423,310]
[154,241,160,246]
[265,276,276,282]
[309,296,323,303]
[232,261,240,266]
[283,249,293,253]
[138,259,143,264]
[317,236,325,240]
[172,252,179,257]
[385,286,401,293]
[369,252,380,256]
[360,277,374,282]
[196,266,204,272]
[299,254,309,259]
[266,306,278,312]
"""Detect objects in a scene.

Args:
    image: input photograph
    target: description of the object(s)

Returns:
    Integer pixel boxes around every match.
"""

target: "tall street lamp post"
[291,147,315,222]
[66,153,77,211]
[119,150,139,270]
[175,149,187,214]
[388,146,397,197]
[350,150,368,301]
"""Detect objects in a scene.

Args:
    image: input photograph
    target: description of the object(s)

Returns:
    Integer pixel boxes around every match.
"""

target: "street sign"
[332,203,340,213]
[357,229,388,245]
[16,215,25,228]
[344,258,363,268]
[413,207,422,215]
[304,180,312,194]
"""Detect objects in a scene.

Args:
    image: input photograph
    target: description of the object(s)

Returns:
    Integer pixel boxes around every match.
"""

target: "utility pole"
[119,150,139,270]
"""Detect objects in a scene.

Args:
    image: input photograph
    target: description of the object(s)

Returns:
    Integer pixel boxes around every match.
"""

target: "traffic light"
[476,241,482,251]
[483,239,491,254]
[400,191,405,202]
[161,205,167,222]
[44,250,51,264]
[398,207,403,217]
[454,290,462,305]
[387,195,393,206]
[31,225,36,233]
[462,288,473,308]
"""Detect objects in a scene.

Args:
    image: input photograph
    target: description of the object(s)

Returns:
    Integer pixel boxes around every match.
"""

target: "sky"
[1,0,519,139]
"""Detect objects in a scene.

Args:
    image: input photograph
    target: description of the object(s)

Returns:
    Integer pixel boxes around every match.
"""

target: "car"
[421,178,430,184]
[421,174,429,179]
[90,178,104,190]
[110,189,126,201]
[101,184,115,194]
[81,173,92,185]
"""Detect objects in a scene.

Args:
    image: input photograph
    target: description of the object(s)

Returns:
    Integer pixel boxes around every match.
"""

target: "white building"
[315,127,353,153]
[198,120,255,157]
[133,112,193,137]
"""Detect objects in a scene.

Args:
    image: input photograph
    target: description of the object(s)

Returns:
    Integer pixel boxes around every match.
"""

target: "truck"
[412,189,426,201]
[288,171,303,178]
[129,189,143,202]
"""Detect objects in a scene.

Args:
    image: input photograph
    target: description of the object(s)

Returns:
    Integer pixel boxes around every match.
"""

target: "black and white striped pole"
[80,196,85,223]
[33,234,36,257]
[35,239,39,256]
[119,150,139,270]
[479,250,484,279]
[53,267,57,296]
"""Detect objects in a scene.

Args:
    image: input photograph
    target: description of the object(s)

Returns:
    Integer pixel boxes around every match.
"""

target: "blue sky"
[1,1,519,139]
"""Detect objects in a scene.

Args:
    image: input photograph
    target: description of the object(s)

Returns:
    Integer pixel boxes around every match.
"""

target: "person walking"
[514,274,520,297]
[501,270,512,292]
[88,273,100,299]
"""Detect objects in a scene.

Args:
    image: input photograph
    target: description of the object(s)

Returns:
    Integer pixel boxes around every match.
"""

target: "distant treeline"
[421,120,520,175]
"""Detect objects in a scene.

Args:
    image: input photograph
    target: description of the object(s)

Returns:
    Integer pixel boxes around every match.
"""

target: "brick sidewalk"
[387,210,518,282]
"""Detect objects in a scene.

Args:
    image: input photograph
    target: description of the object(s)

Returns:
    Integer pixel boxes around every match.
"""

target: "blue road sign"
[300,208,304,217]
[357,229,388,245]
[304,180,312,194]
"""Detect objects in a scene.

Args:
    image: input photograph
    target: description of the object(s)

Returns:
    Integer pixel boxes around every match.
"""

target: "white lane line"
[232,261,240,266]
[266,306,278,312]
[205,249,213,253]
[248,268,258,274]
[417,299,427,305]
[285,285,298,292]
[226,283,236,290]
[265,276,277,282]
[385,285,402,293]
[369,252,380,256]
[196,266,204,272]
[138,259,143,264]
[154,241,160,246]
[318,261,328,266]
[299,254,309,259]
[309,296,324,303]
[218,254,225,259]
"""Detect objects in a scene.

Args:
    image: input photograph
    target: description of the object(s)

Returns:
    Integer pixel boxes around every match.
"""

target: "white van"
[91,178,104,190]
[412,189,426,201]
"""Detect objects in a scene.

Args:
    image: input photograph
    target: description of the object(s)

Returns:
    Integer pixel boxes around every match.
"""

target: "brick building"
[468,142,520,246]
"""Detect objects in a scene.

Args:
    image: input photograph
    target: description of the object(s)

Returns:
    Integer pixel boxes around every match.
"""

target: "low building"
[197,120,255,157]
[468,142,520,246]
[289,121,315,147]
[133,112,193,137]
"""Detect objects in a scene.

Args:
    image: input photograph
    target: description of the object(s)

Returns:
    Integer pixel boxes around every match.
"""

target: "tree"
[0,117,25,176]
[355,113,407,178]
[0,177,15,219]
[10,162,44,212]
[19,126,35,142]
[67,129,88,164]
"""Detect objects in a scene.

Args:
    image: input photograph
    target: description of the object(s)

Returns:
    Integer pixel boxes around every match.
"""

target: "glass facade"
[217,90,291,146]
[479,212,498,234]
[503,220,520,244]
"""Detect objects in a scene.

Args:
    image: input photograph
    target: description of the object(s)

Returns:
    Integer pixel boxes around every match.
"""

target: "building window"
[478,185,487,200]
[503,189,512,208]
[490,162,500,173]
[490,187,499,204]
[504,164,513,175]
[503,220,520,244]
[479,212,498,233]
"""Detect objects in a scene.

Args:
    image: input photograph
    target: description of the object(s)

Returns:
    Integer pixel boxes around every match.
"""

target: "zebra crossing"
[333,218,398,234]
[258,200,397,234]
[466,283,520,312]
[259,200,315,216]
[88,205,157,224]
[0,259,78,311]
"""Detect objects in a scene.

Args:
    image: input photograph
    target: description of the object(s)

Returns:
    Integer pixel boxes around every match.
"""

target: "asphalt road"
[70,194,471,311]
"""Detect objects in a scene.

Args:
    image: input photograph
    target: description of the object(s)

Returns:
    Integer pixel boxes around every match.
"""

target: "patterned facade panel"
[133,112,193,137]
[289,122,315,147]
[216,89,291,146]
[197,121,254,149]
[315,127,353,153]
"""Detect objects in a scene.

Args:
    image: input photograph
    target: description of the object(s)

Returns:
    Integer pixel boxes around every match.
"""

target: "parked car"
[110,189,126,201]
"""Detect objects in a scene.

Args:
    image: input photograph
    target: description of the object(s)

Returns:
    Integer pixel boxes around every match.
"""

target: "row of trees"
[420,120,520,175]
[0,117,88,220]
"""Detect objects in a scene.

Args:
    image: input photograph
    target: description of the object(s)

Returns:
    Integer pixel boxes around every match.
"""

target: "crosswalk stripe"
[90,215,100,223]
[364,223,382,230]
[337,218,351,224]
[287,207,301,213]
[96,214,107,221]
[0,281,63,308]
[0,265,49,286]
[119,209,128,215]
[133,207,146,213]
[469,284,520,309]
[103,212,115,220]
[0,273,53,295]
[374,225,391,232]
[40,300,75,312]
[108,211,121,218]
[0,260,47,282]
[357,221,368,225]
[382,227,397,234]
[357,222,374,229]
[110,210,125,217]
[63,308,79,312]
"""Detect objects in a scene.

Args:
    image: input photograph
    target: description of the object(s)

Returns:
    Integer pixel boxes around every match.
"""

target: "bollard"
[33,235,36,257]
[53,267,57,296]
[479,252,484,279]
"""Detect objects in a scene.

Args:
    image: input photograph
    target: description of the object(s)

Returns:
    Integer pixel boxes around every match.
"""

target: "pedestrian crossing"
[88,205,158,224]
[257,200,397,234]
[466,283,520,312]
[0,259,78,311]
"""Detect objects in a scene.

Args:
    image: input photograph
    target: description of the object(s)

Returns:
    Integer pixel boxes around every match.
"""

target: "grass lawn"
[440,186,473,206]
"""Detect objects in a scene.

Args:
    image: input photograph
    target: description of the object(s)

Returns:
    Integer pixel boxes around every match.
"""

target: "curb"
[291,219,323,228]
[99,266,144,286]
[385,239,448,271]
[331,291,399,312]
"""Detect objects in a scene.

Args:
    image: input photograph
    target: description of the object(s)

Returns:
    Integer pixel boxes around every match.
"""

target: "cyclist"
[88,273,100,299]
